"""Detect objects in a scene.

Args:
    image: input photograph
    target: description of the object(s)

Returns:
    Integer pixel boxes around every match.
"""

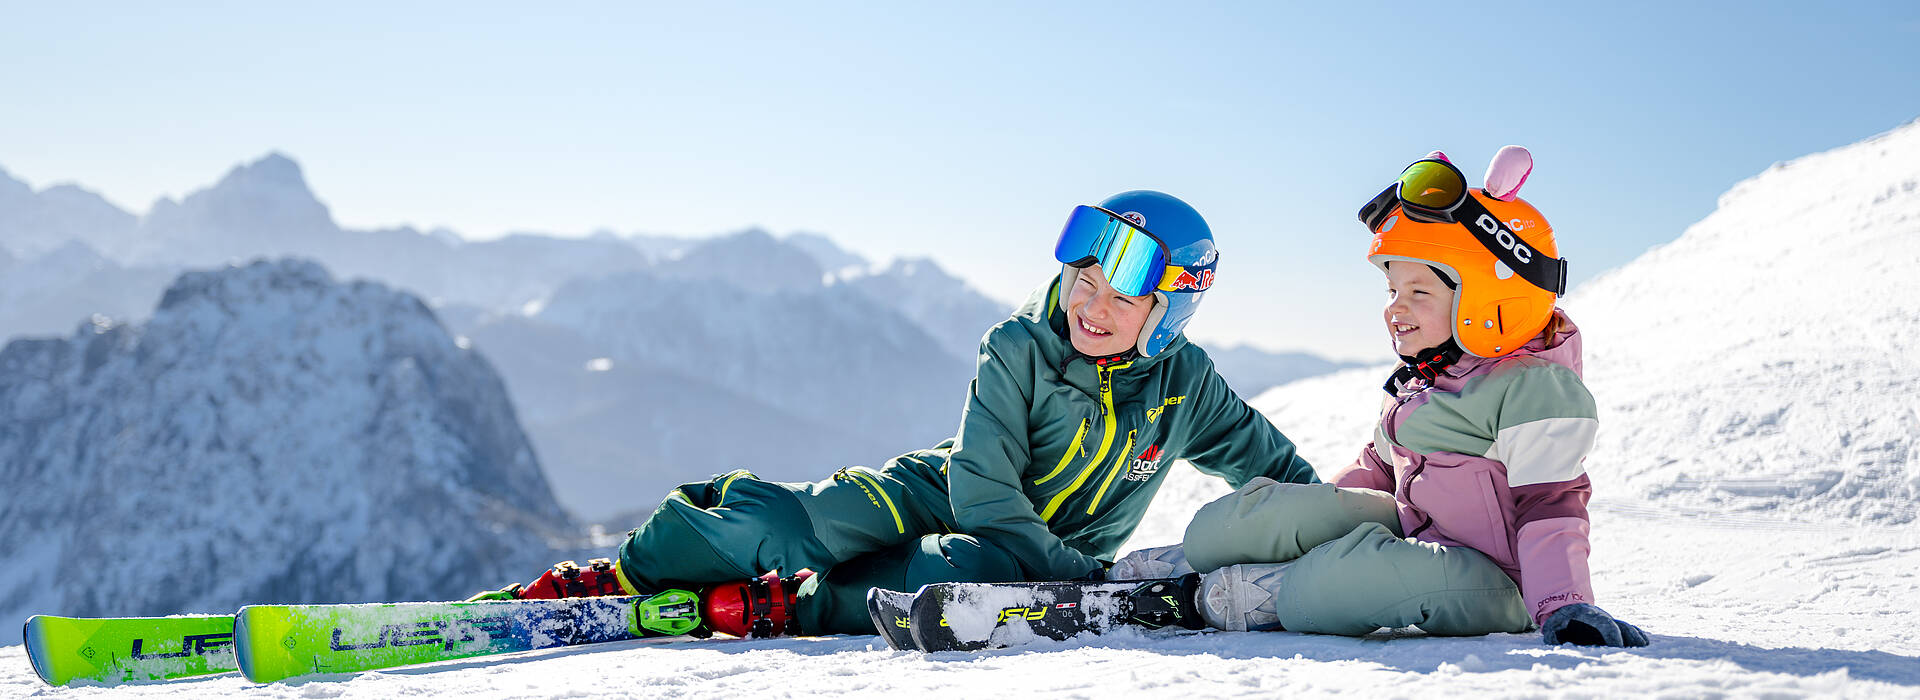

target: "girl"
[1118,147,1647,647]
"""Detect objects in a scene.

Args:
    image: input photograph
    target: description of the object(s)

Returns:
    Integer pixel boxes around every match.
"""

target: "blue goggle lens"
[1053,205,1170,297]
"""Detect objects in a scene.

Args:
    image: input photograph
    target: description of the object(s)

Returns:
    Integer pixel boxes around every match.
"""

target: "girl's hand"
[1541,603,1650,647]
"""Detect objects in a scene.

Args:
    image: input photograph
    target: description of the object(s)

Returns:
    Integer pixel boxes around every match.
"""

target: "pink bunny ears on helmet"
[1482,145,1533,201]
[1417,146,1534,201]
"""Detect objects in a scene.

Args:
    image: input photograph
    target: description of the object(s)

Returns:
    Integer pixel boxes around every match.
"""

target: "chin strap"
[1384,339,1463,394]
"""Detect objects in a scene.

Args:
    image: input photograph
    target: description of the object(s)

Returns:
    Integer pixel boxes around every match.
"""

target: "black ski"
[905,575,1204,652]
[864,587,921,650]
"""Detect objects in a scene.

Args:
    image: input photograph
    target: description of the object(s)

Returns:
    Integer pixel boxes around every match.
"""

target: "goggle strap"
[1357,184,1398,229]
[1453,195,1567,295]
[1155,261,1217,293]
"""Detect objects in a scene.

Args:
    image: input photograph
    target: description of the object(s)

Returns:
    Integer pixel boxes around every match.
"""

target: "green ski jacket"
[912,277,1319,579]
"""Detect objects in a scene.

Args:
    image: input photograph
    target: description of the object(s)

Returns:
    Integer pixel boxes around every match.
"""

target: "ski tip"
[24,615,57,686]
[231,607,259,683]
[863,588,918,651]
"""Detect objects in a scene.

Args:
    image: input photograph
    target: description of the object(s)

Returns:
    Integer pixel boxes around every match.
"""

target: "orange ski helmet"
[1361,146,1567,358]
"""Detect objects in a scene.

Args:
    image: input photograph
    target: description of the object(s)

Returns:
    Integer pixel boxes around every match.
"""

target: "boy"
[476,191,1319,637]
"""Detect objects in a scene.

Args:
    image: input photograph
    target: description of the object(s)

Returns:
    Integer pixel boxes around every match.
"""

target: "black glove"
[1540,603,1650,647]
[1079,560,1114,582]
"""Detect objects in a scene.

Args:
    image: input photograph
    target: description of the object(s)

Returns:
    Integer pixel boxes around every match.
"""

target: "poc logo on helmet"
[1475,214,1534,264]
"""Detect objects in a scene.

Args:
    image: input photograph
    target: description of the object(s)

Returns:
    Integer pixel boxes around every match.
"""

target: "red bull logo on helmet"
[1120,211,1146,228]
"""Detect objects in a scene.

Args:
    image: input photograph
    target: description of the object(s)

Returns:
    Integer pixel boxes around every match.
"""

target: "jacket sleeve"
[1329,441,1394,492]
[1493,362,1600,625]
[945,329,1104,580]
[1180,361,1320,488]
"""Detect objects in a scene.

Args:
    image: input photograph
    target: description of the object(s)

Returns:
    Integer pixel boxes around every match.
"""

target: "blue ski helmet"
[1056,190,1218,358]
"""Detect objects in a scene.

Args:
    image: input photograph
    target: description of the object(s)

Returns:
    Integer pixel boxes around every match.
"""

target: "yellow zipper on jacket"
[1032,418,1090,486]
[1040,360,1130,522]
[1085,428,1136,515]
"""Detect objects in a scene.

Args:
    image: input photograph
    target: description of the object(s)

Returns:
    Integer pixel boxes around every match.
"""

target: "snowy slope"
[1557,119,1920,525]
[0,259,572,646]
[1150,118,1920,531]
[3,508,1910,697]
[1205,343,1371,400]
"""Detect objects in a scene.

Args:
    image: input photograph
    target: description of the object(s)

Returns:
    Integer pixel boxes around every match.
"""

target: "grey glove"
[1541,603,1650,647]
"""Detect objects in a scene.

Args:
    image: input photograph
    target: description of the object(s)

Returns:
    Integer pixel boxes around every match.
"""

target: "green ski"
[233,590,702,683]
[24,614,237,686]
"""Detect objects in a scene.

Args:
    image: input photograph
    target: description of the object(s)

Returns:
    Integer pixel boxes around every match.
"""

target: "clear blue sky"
[4,2,1917,360]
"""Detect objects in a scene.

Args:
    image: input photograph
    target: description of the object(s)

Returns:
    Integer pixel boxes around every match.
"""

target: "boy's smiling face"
[1065,264,1152,357]
[1383,261,1457,358]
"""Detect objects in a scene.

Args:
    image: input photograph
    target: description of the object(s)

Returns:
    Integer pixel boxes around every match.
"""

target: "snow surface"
[9,122,1920,696]
[4,509,1913,697]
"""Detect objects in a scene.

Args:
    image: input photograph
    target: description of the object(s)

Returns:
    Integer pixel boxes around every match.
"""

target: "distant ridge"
[0,259,570,645]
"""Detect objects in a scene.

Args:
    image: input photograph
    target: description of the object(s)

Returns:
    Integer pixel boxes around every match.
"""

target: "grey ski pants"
[1182,479,1532,637]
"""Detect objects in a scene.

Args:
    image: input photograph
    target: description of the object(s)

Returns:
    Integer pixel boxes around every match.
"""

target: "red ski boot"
[700,570,813,638]
[467,558,630,601]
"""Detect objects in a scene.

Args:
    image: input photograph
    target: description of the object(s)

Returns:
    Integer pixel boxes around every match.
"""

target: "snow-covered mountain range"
[0,242,174,339]
[0,154,1350,521]
[462,256,977,519]
[0,260,571,646]
[0,164,139,260]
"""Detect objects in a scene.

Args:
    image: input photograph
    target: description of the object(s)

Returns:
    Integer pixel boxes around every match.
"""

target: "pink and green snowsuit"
[1182,310,1597,635]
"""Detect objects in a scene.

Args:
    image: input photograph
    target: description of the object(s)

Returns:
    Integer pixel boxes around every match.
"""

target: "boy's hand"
[1540,603,1650,647]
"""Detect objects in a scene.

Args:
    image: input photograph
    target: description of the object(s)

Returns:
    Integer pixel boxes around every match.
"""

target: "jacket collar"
[1390,309,1584,394]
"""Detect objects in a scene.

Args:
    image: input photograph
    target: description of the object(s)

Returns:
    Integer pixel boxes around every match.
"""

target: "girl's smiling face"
[1065,264,1152,357]
[1383,261,1457,357]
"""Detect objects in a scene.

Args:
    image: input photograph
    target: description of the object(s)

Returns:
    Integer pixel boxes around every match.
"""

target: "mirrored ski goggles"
[1054,205,1212,297]
[1357,158,1471,230]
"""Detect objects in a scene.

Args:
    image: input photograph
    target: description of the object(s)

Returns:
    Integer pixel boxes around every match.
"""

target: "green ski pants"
[1183,479,1532,637]
[616,464,1024,635]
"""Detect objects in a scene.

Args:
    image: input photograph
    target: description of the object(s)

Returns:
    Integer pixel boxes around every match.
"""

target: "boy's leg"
[616,464,950,599]
[1182,480,1400,572]
[615,470,835,592]
[794,533,1024,635]
[1203,522,1531,637]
